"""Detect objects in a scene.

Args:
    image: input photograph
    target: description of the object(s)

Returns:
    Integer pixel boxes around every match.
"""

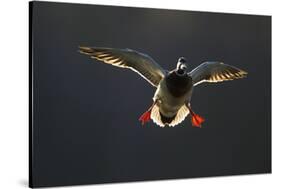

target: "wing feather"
[79,46,165,87]
[189,62,247,86]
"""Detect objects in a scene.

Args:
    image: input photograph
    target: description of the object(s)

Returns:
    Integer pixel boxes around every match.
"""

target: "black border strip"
[29,1,34,188]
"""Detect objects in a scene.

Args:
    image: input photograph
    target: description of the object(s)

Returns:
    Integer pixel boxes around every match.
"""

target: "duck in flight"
[79,46,247,128]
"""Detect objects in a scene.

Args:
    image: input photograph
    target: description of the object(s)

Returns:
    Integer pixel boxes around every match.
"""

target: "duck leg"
[139,100,157,125]
[187,105,205,128]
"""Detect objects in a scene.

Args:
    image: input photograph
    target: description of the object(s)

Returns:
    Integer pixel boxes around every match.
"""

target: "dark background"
[30,1,271,187]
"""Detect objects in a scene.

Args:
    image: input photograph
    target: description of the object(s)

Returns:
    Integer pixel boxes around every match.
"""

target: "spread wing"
[189,62,247,86]
[79,46,166,87]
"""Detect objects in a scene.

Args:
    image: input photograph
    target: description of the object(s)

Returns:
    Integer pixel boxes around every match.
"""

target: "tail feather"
[151,105,190,127]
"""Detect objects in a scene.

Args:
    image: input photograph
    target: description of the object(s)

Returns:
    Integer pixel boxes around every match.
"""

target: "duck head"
[176,57,187,76]
[165,56,192,97]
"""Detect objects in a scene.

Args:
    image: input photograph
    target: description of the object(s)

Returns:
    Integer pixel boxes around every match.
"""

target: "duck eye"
[179,57,186,63]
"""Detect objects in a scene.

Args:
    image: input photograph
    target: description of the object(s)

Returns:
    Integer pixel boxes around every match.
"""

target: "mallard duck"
[79,46,247,128]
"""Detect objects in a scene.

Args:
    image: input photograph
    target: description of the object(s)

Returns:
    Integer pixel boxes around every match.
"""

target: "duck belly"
[153,80,192,118]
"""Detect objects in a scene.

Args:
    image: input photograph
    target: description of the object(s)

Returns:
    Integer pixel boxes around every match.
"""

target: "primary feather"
[189,61,247,86]
[79,46,165,87]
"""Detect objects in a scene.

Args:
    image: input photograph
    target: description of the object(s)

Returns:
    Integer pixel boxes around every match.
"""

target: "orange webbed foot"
[187,106,205,128]
[139,110,151,125]
[191,113,205,128]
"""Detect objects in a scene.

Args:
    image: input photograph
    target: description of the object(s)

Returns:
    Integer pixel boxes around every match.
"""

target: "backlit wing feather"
[189,62,247,86]
[79,46,165,87]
